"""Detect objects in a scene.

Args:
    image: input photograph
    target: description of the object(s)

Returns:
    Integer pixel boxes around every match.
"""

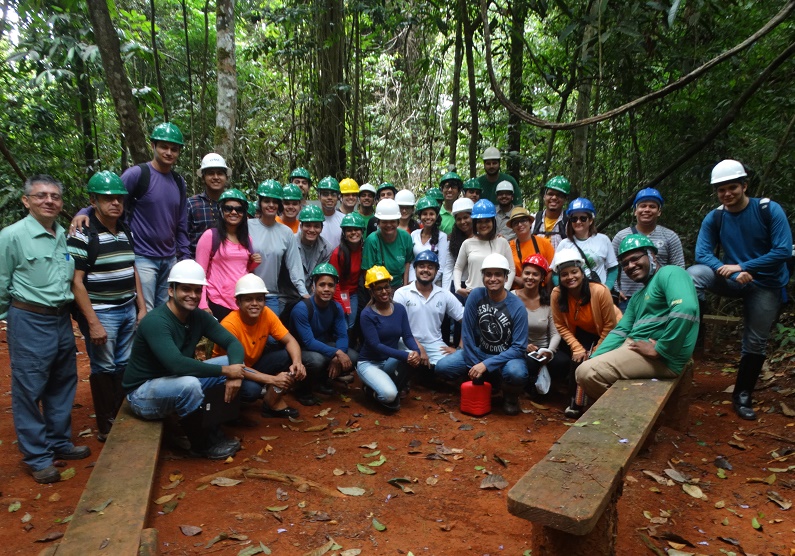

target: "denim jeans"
[135,255,176,311]
[81,301,137,375]
[203,357,268,402]
[346,294,358,329]
[303,346,359,380]
[688,264,781,355]
[434,349,528,388]
[8,307,77,471]
[357,358,409,404]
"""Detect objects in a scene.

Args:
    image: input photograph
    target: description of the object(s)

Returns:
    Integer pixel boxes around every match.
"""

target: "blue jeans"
[357,358,408,404]
[81,302,137,375]
[203,357,267,402]
[8,307,77,471]
[135,255,176,311]
[434,350,528,388]
[688,264,781,355]
[303,346,359,380]
[345,294,358,329]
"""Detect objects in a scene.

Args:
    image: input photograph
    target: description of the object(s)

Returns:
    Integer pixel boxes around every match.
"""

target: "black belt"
[11,299,72,316]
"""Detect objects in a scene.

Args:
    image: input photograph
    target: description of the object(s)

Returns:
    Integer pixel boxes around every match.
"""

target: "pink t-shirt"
[195,230,257,310]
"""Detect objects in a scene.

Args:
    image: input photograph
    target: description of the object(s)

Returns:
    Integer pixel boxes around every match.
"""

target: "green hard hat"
[281,183,303,201]
[87,171,127,195]
[618,234,657,257]
[311,262,339,280]
[439,171,463,187]
[377,182,397,193]
[341,212,366,229]
[426,187,444,202]
[545,175,571,195]
[149,122,184,146]
[219,188,248,209]
[289,167,312,184]
[298,204,324,223]
[415,196,439,213]
[317,176,340,192]
[257,179,283,199]
[463,178,481,191]
[247,201,256,217]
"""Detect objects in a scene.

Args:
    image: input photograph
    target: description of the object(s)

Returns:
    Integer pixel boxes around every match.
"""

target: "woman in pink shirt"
[195,189,261,320]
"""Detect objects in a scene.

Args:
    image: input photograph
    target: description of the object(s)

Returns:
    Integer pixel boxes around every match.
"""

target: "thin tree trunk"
[86,0,149,163]
[182,0,195,187]
[464,13,479,178]
[507,0,526,182]
[0,134,26,181]
[570,1,599,195]
[198,0,210,148]
[350,7,361,178]
[215,0,237,163]
[759,110,795,195]
[448,1,464,167]
[149,0,169,121]
[73,56,96,177]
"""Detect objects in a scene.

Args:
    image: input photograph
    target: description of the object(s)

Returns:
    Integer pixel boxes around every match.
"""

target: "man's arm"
[0,230,16,317]
[694,210,723,269]
[176,177,190,260]
[71,269,107,344]
[284,233,309,296]
[291,300,337,358]
[482,296,528,372]
[650,269,700,364]
[741,202,792,275]
[279,332,306,379]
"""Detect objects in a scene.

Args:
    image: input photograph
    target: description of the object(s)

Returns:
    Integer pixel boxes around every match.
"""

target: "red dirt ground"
[0,323,793,555]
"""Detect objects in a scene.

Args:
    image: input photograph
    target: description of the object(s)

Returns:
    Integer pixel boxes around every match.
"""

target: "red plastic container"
[460,380,492,416]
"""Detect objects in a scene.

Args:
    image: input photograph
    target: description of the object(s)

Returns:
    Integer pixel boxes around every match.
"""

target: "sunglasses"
[620,253,646,268]
[570,215,591,223]
[222,205,245,214]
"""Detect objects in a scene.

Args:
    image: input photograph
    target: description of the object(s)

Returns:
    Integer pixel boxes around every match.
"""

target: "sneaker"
[564,404,583,419]
[32,465,61,484]
[54,446,91,460]
[503,396,520,416]
[261,405,300,419]
[316,381,335,396]
[336,374,355,384]
[296,393,321,406]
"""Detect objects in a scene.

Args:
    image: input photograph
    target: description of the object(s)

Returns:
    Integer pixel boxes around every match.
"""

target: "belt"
[11,299,72,316]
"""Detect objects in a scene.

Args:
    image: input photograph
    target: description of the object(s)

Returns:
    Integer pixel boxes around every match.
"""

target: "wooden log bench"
[507,363,693,556]
[40,401,164,556]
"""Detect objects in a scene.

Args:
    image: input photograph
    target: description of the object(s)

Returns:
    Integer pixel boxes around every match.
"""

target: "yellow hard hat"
[340,178,360,195]
[364,266,393,288]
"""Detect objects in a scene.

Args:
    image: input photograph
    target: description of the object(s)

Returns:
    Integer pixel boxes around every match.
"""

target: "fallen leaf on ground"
[440,521,456,531]
[48,493,60,502]
[480,474,509,490]
[154,494,175,505]
[530,401,548,410]
[304,424,328,433]
[339,550,361,556]
[211,477,242,487]
[682,483,706,499]
[8,501,21,513]
[315,407,331,417]
[333,468,345,476]
[360,442,378,449]
[60,468,76,481]
[781,402,795,417]
[162,500,179,514]
[372,518,386,531]
[767,490,792,510]
[357,463,376,475]
[664,468,687,483]
[337,486,365,496]
[267,505,289,512]
[751,516,762,530]
[426,477,438,486]
[260,436,278,441]
[367,455,387,467]
[89,498,113,512]
[728,440,747,450]
[205,532,229,549]
[34,531,63,543]
[643,470,674,486]
[179,525,202,536]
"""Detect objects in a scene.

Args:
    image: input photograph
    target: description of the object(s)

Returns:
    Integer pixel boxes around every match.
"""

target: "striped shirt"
[67,215,137,309]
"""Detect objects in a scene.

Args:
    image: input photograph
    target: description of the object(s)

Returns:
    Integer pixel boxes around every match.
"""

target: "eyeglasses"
[27,192,62,201]
[372,284,392,293]
[545,190,566,199]
[222,205,245,214]
[511,218,530,227]
[570,215,591,223]
[620,253,646,268]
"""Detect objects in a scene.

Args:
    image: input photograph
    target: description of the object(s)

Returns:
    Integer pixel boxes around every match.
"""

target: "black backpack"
[126,162,187,224]
[279,297,314,335]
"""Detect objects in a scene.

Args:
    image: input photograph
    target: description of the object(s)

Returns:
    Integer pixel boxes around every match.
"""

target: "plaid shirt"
[187,193,220,257]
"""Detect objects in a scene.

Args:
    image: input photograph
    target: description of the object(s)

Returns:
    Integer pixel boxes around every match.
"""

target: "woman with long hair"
[195,189,261,321]
[329,212,366,330]
[550,249,619,417]
[556,197,619,289]
[395,189,420,234]
[409,196,448,287]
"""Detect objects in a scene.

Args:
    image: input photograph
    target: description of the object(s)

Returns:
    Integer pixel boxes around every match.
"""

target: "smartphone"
[527,351,545,362]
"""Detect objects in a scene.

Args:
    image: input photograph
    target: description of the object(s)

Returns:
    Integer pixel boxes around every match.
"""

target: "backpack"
[531,210,567,241]
[279,297,314,335]
[126,162,187,225]
[81,217,135,271]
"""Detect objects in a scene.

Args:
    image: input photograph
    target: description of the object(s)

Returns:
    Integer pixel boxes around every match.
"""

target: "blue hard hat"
[566,197,596,217]
[413,250,440,268]
[633,188,664,208]
[471,199,497,220]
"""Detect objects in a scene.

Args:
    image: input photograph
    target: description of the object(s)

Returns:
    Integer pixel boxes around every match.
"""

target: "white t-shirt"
[556,234,617,284]
[393,282,464,345]
[320,210,345,252]
[408,228,449,286]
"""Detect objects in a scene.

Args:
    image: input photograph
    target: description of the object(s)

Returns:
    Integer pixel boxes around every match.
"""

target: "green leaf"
[357,463,376,475]
[751,517,761,530]
[60,468,76,481]
[266,505,288,512]
[337,486,365,496]
[368,455,387,467]
[717,469,727,479]
[363,450,381,458]
[372,518,386,531]
[8,501,21,513]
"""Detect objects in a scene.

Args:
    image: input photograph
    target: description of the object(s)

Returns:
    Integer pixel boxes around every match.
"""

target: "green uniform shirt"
[439,206,455,235]
[362,229,414,288]
[476,172,521,205]
[592,266,699,374]
[359,212,374,238]
[0,215,74,318]
[123,303,245,392]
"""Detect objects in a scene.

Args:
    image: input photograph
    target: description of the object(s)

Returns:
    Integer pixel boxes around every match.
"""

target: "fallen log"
[197,465,345,498]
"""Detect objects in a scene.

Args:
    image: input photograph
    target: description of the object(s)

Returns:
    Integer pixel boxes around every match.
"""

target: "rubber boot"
[732,353,765,421]
[501,384,522,416]
[693,299,708,355]
[179,409,239,460]
[89,373,117,442]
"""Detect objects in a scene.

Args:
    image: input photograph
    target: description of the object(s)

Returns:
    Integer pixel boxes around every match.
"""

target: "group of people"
[1,120,790,483]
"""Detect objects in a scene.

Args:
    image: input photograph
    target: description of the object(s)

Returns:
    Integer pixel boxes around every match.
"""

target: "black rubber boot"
[733,354,765,421]
[180,409,239,460]
[89,373,118,442]
[502,385,522,416]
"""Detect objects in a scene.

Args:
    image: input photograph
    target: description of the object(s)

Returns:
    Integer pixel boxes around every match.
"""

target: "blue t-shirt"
[359,303,419,362]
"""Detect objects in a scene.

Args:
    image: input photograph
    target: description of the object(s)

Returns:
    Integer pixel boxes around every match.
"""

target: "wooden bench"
[507,363,692,555]
[40,401,164,556]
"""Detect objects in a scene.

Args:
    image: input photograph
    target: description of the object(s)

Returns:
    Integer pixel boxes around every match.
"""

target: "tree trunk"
[350,6,362,179]
[198,0,210,149]
[85,0,150,164]
[464,13,479,178]
[448,1,464,167]
[73,55,96,177]
[182,0,195,188]
[149,0,169,122]
[215,0,237,164]
[507,0,527,182]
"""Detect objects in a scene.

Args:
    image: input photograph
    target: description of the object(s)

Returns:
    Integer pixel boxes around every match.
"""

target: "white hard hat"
[197,153,230,177]
[235,273,269,297]
[359,183,377,195]
[167,260,207,286]
[452,197,474,215]
[550,249,585,273]
[395,189,416,206]
[495,180,514,194]
[710,159,747,186]
[374,198,401,220]
[482,147,501,160]
[481,253,510,272]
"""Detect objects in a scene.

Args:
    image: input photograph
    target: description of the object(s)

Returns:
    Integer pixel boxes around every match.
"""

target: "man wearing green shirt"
[362,199,414,288]
[576,235,699,399]
[476,147,521,205]
[438,171,462,235]
[0,175,90,484]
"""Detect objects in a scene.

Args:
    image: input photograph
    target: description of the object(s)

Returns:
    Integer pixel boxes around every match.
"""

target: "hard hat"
[471,199,497,219]
[426,187,444,203]
[507,206,534,227]
[235,273,269,296]
[452,198,474,215]
[480,253,510,272]
[463,178,482,191]
[149,122,184,146]
[197,153,229,177]
[340,178,360,195]
[495,181,514,194]
[482,147,501,160]
[413,250,439,268]
[550,249,585,273]
[281,183,303,201]
[364,266,393,288]
[710,159,747,186]
[522,253,550,274]
[415,196,440,213]
[566,197,596,217]
[633,188,664,208]
[359,183,377,195]
[374,199,401,220]
[395,189,416,206]
[311,262,339,281]
[341,212,366,229]
[439,172,463,187]
[87,171,127,195]
[257,179,283,199]
[377,182,397,194]
[298,204,325,223]
[167,260,207,286]
[219,188,248,209]
[317,176,340,193]
[618,234,658,257]
[289,167,312,184]
[545,176,571,196]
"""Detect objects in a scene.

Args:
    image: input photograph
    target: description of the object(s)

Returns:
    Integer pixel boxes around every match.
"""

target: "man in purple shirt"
[71,123,190,310]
